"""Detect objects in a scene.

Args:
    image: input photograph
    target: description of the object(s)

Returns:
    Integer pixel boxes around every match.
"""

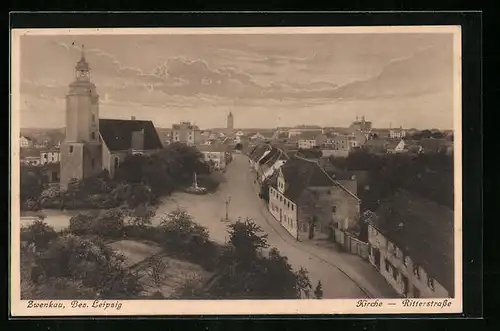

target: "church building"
[60,49,163,189]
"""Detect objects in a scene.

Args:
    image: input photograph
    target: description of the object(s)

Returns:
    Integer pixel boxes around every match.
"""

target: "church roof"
[99,119,163,152]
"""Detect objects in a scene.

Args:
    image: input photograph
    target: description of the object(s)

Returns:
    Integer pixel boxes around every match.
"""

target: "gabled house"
[387,139,406,154]
[98,118,163,179]
[268,156,360,240]
[364,190,454,298]
[197,144,228,171]
[20,135,34,148]
[248,144,271,171]
[258,147,289,184]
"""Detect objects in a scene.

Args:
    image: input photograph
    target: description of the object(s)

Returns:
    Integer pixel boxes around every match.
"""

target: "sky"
[18,30,456,130]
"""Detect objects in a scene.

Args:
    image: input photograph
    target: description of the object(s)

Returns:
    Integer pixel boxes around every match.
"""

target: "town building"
[197,144,229,171]
[297,132,326,149]
[256,146,288,185]
[389,127,407,139]
[364,139,388,155]
[386,139,406,154]
[60,50,163,189]
[20,135,33,148]
[171,121,201,146]
[227,112,234,132]
[40,150,61,165]
[267,156,360,240]
[364,190,454,298]
[350,116,372,133]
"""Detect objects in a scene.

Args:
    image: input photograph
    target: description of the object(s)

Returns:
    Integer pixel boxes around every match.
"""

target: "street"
[159,153,398,299]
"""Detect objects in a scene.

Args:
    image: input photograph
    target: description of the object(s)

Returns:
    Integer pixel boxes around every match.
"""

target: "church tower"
[227,111,234,131]
[60,47,103,190]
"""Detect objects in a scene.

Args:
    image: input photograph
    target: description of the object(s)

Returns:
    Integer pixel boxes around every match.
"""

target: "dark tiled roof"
[420,138,447,153]
[258,147,280,165]
[270,156,337,201]
[366,190,454,295]
[99,119,163,152]
[249,144,270,162]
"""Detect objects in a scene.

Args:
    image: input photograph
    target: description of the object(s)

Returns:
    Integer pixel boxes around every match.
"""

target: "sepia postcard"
[10,26,462,316]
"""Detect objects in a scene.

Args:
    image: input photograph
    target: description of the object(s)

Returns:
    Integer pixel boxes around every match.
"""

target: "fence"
[334,228,369,260]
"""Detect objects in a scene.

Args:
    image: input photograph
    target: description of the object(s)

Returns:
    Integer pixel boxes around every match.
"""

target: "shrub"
[92,208,125,238]
[38,234,142,298]
[68,212,96,236]
[20,220,58,251]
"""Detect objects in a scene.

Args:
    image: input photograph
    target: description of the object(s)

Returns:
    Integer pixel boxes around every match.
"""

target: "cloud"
[327,46,453,100]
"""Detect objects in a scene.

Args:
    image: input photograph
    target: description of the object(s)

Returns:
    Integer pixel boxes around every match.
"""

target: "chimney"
[131,129,145,151]
[131,116,136,120]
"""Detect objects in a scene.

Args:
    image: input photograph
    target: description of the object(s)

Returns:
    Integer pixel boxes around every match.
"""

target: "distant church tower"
[227,111,234,130]
[60,46,103,189]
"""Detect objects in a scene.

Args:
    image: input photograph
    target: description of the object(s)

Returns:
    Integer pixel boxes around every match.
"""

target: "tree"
[227,218,269,262]
[20,166,45,210]
[159,209,211,253]
[296,267,312,298]
[20,219,58,251]
[314,280,324,299]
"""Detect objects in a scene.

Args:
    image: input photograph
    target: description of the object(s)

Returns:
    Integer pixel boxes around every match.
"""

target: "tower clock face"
[78,70,89,78]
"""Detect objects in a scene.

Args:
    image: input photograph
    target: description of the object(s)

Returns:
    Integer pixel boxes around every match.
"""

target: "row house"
[268,155,361,241]
[257,147,289,185]
[364,190,454,298]
[248,144,272,172]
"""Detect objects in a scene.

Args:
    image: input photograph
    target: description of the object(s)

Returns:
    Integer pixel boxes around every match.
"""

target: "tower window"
[69,145,73,153]
[92,114,95,122]
[91,132,96,140]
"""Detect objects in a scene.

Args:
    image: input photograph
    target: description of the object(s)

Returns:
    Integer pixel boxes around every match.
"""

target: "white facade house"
[40,150,61,165]
[365,191,454,298]
[269,172,299,237]
[368,224,450,298]
[298,139,317,149]
[389,128,407,139]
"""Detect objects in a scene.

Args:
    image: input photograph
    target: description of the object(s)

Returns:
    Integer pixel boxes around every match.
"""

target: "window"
[114,157,119,169]
[327,190,331,195]
[92,114,95,122]
[91,158,95,168]
[413,264,421,279]
[392,266,398,280]
[427,276,435,291]
[69,145,73,153]
[385,259,391,273]
[332,206,337,213]
[291,204,294,211]
[91,131,96,140]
